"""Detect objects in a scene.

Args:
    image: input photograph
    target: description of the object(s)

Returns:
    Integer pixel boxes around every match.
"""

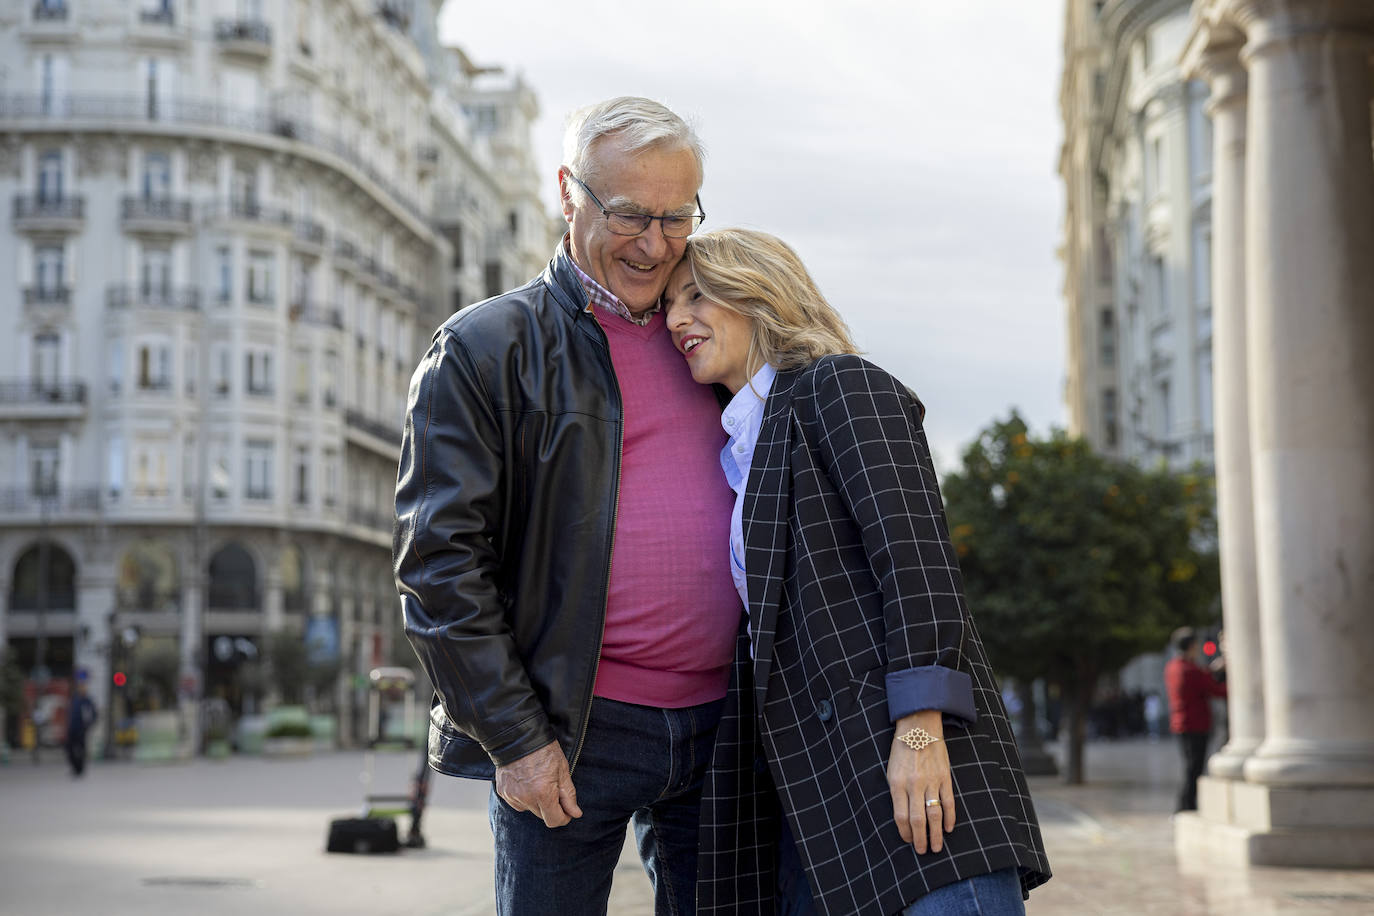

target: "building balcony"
[289,299,344,330]
[292,217,326,252]
[139,6,175,25]
[0,95,431,231]
[348,504,394,534]
[120,195,193,234]
[13,194,84,233]
[214,18,272,60]
[23,286,71,308]
[344,408,403,456]
[0,379,87,420]
[334,237,359,263]
[0,486,101,519]
[212,199,294,234]
[31,1,68,22]
[106,283,201,311]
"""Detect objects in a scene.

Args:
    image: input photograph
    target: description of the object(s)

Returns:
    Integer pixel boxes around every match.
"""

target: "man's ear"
[558,167,575,223]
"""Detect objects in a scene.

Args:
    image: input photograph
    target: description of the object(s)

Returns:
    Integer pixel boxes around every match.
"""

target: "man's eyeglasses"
[568,174,705,239]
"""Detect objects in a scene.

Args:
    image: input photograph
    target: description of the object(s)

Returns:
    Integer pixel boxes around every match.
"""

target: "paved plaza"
[1,738,1372,915]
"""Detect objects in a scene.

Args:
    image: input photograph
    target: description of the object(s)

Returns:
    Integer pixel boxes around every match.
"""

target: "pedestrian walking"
[65,674,97,778]
[1164,627,1227,812]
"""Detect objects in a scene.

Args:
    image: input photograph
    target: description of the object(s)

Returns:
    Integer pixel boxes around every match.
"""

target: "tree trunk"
[1015,679,1059,776]
[1062,675,1093,785]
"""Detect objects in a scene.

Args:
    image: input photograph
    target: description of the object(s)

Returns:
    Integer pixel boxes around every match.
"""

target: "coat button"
[816,700,833,722]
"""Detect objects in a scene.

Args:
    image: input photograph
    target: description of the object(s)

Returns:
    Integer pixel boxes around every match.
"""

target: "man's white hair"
[562,96,705,196]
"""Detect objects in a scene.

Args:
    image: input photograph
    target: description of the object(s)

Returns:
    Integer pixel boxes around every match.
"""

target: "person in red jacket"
[1164,627,1228,812]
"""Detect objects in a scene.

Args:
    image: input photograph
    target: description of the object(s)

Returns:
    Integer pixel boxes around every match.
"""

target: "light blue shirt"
[721,364,777,625]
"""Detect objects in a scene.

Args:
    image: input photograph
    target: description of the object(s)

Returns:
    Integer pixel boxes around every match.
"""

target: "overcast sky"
[438,0,1067,470]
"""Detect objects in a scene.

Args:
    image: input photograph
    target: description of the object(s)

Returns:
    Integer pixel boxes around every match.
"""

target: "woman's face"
[664,261,755,394]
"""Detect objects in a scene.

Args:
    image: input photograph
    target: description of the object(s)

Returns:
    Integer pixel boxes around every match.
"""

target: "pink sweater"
[591,310,742,708]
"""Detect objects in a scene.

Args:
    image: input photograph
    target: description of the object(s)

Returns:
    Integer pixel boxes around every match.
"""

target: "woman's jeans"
[778,816,1025,915]
[489,695,723,916]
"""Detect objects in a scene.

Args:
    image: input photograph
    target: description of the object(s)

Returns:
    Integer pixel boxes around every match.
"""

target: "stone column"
[1192,42,1263,780]
[1238,3,1374,791]
[73,567,116,724]
[263,564,284,635]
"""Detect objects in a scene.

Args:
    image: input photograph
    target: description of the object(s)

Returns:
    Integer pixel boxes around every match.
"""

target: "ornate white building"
[1061,0,1214,472]
[1068,0,1374,869]
[0,0,557,748]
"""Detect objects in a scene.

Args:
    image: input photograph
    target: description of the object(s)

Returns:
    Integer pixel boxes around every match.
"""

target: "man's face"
[561,139,701,314]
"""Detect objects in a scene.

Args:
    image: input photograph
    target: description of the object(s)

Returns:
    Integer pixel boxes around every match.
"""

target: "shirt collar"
[722,363,777,439]
[563,235,661,327]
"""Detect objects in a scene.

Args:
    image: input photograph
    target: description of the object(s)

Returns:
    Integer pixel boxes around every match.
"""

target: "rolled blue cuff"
[886,666,977,725]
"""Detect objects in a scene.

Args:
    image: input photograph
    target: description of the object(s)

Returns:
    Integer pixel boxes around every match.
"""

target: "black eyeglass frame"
[567,174,705,238]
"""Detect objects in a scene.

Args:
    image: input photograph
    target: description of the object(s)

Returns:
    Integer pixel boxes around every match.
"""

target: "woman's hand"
[887,709,955,854]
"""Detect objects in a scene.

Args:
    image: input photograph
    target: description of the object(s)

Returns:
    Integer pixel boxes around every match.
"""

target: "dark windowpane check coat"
[697,355,1051,915]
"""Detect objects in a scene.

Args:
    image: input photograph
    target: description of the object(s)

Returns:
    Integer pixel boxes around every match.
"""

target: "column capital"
[1228,0,1374,60]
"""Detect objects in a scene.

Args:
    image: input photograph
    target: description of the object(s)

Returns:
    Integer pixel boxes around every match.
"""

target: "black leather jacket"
[394,245,621,779]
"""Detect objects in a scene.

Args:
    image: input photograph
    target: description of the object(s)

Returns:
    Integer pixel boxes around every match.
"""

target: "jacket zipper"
[569,319,621,775]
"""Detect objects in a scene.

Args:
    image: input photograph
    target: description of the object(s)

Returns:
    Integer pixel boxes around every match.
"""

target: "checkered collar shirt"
[564,236,661,326]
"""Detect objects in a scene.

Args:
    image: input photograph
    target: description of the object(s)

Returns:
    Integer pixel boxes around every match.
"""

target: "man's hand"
[887,709,956,855]
[494,740,583,828]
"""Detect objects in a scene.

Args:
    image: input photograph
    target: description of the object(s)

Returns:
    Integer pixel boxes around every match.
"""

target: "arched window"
[207,542,258,609]
[116,540,180,612]
[9,541,76,611]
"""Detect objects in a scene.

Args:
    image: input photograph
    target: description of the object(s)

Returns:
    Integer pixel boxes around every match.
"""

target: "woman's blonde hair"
[683,228,859,376]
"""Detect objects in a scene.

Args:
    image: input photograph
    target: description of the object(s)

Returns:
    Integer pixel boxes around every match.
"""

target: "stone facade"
[1061,0,1215,472]
[0,0,558,749]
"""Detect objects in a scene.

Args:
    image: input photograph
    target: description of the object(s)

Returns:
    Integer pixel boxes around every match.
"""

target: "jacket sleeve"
[802,355,976,724]
[393,329,556,766]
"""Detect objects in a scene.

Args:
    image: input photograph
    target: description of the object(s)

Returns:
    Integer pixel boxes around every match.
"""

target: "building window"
[245,439,274,501]
[212,344,231,396]
[184,345,197,396]
[210,437,231,499]
[449,225,464,269]
[1102,388,1118,449]
[30,442,60,497]
[246,349,274,395]
[1156,379,1173,442]
[182,434,196,500]
[108,340,124,394]
[133,441,169,499]
[140,244,173,300]
[107,436,125,500]
[322,448,338,507]
[247,250,274,304]
[35,244,64,294]
[1099,308,1115,369]
[142,151,171,198]
[216,246,232,304]
[232,162,257,210]
[293,348,310,404]
[322,350,338,407]
[484,261,502,299]
[1150,256,1168,316]
[33,331,61,388]
[137,341,172,391]
[294,446,310,506]
[37,150,63,201]
[39,54,57,113]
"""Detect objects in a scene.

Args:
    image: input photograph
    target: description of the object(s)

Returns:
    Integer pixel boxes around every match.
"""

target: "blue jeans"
[778,817,1024,915]
[489,695,723,916]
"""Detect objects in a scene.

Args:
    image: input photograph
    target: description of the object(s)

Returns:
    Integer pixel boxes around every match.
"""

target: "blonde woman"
[664,229,1051,915]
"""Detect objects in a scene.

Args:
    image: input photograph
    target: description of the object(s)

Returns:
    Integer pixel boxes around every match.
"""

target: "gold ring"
[925,798,942,807]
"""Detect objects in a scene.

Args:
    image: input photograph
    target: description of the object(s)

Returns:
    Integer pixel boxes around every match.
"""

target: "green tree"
[942,413,1219,783]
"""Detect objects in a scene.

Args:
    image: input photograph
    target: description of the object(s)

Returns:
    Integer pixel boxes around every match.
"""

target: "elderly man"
[395,97,739,914]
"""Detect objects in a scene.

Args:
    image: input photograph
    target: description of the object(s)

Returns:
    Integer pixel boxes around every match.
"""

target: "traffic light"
[113,671,127,687]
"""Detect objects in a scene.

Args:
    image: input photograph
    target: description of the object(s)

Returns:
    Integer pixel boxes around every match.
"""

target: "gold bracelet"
[897,726,940,751]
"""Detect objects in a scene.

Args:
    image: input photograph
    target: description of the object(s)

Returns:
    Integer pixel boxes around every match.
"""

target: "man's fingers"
[558,772,583,820]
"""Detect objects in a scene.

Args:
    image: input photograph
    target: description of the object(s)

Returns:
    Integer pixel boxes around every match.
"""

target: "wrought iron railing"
[0,380,86,405]
[106,284,201,311]
[213,18,271,45]
[13,194,84,221]
[121,195,192,223]
[0,94,430,227]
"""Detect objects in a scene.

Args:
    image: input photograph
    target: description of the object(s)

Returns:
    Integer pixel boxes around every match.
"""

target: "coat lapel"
[742,367,801,715]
